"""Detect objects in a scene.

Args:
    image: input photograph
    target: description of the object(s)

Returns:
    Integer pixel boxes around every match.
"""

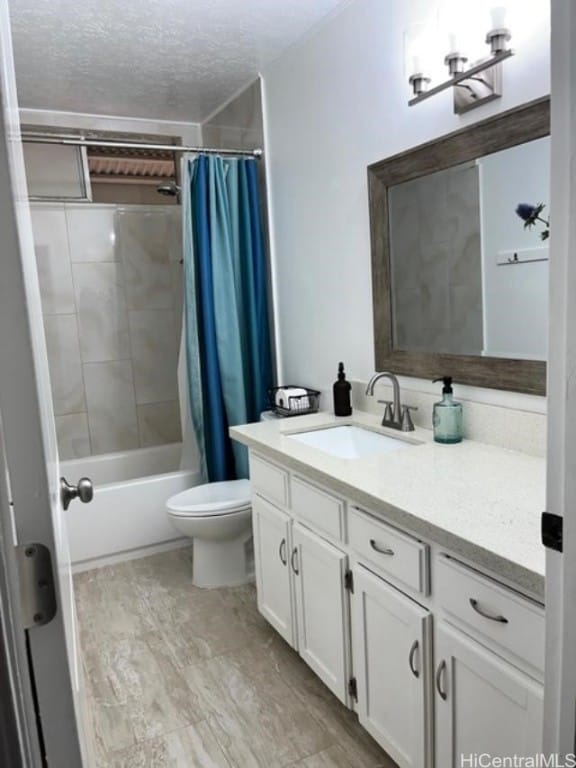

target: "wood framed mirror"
[368,97,550,395]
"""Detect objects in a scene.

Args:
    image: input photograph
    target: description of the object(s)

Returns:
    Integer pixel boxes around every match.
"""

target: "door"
[252,494,296,646]
[435,622,543,767]
[544,0,576,756]
[351,564,431,768]
[292,522,350,704]
[0,4,87,765]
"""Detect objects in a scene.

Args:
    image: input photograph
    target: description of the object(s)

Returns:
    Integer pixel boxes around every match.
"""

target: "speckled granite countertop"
[230,411,546,601]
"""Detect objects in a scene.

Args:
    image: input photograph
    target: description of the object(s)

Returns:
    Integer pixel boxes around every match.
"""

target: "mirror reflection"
[388,136,550,361]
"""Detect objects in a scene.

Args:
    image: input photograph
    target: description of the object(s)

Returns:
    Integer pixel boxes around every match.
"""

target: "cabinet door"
[435,622,543,767]
[292,522,350,704]
[252,495,296,647]
[351,565,432,768]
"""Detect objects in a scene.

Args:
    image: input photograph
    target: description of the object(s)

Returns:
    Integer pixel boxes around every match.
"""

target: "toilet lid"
[167,479,251,516]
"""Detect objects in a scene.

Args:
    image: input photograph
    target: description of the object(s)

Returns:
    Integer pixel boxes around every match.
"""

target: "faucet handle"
[400,405,418,432]
[378,400,394,423]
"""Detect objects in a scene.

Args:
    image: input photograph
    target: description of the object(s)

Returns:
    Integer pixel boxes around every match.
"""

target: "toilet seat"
[167,479,251,516]
[167,505,251,519]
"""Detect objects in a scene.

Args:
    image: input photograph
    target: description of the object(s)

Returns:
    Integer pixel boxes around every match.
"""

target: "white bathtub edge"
[72,537,190,574]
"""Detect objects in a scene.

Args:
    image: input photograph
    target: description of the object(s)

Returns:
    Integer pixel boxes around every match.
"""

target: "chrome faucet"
[365,372,417,432]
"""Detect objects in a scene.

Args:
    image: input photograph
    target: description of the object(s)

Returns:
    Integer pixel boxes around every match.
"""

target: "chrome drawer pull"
[370,539,395,556]
[279,538,287,566]
[291,547,299,575]
[408,639,420,678]
[436,660,448,700]
[469,598,508,624]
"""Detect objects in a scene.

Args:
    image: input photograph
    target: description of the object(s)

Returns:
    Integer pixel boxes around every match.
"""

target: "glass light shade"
[490,5,508,29]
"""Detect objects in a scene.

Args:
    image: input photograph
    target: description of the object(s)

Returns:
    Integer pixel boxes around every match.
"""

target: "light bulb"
[490,5,507,29]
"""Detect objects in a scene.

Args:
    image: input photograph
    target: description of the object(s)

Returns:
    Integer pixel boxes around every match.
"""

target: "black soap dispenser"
[333,362,352,416]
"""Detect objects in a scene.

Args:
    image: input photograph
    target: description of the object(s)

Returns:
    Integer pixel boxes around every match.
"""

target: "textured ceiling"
[9,0,348,122]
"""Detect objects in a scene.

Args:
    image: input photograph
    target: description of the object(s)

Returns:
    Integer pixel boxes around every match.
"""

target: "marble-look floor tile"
[183,651,333,767]
[289,674,391,768]
[44,314,86,415]
[75,563,156,640]
[76,549,395,768]
[288,744,358,768]
[83,360,138,453]
[104,721,232,768]
[82,631,205,753]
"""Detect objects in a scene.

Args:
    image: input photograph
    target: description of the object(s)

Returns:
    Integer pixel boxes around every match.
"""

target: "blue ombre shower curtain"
[182,154,273,482]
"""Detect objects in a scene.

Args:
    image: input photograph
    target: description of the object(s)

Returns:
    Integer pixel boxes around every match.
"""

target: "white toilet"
[166,479,252,588]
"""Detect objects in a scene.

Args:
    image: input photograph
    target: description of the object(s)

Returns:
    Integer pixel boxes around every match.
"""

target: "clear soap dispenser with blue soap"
[432,377,462,444]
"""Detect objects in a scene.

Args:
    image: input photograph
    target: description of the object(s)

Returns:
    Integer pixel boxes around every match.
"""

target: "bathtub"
[63,443,200,570]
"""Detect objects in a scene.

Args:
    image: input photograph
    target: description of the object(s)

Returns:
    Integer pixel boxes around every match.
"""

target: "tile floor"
[75,547,397,768]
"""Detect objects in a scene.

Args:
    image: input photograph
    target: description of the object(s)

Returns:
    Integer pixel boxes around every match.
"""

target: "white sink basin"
[286,425,412,459]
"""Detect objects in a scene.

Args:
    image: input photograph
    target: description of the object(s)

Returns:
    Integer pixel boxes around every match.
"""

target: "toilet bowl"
[166,479,252,588]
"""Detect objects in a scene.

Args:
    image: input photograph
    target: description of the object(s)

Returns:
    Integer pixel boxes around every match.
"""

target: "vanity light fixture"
[408,6,514,114]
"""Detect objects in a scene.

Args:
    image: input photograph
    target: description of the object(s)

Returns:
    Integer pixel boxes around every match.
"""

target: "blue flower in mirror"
[515,202,550,241]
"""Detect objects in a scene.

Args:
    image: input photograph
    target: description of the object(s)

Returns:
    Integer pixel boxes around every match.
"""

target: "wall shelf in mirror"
[368,97,549,396]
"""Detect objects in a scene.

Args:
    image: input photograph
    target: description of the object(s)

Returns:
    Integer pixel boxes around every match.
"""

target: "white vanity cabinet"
[433,555,545,767]
[434,622,544,767]
[351,564,432,768]
[252,494,295,646]
[291,521,350,702]
[250,454,351,704]
[248,450,545,768]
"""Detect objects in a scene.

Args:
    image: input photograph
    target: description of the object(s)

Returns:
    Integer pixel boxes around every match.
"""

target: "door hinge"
[348,677,358,702]
[344,569,354,593]
[542,512,563,553]
[15,543,57,629]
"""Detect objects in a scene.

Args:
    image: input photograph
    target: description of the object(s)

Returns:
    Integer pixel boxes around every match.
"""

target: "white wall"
[479,137,550,360]
[262,0,550,412]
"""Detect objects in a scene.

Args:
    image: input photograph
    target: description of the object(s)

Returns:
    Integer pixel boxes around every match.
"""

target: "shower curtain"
[182,154,273,482]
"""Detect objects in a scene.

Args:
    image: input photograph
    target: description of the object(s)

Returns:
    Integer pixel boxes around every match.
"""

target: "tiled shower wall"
[30,203,183,459]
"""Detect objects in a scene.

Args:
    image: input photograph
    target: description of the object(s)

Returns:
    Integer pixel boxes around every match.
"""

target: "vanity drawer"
[348,507,429,594]
[249,454,289,509]
[291,476,344,542]
[436,556,545,675]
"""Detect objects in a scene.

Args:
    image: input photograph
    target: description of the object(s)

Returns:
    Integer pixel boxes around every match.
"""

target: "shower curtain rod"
[21,134,263,158]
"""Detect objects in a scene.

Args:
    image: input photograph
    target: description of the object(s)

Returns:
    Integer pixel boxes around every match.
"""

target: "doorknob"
[60,477,94,510]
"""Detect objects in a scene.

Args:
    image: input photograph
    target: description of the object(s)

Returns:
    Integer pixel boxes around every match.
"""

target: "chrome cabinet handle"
[469,598,508,624]
[408,639,420,678]
[291,547,299,575]
[279,538,287,566]
[436,660,448,700]
[370,539,395,556]
[60,476,93,511]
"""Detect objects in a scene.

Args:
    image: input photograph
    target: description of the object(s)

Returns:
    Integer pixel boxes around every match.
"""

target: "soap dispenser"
[333,362,352,416]
[432,377,462,444]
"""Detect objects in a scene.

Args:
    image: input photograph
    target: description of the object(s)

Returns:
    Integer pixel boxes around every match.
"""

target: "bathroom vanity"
[230,412,546,768]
